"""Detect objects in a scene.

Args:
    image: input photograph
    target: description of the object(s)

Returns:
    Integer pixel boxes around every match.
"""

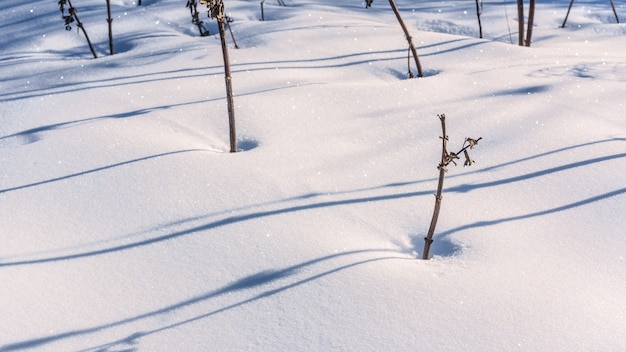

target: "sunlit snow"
[1,0,625,350]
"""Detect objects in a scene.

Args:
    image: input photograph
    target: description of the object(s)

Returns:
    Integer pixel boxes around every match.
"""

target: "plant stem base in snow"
[216,6,237,152]
[517,0,524,46]
[61,0,97,58]
[203,0,237,152]
[387,0,423,78]
[524,0,536,47]
[106,0,114,55]
[219,19,237,153]
[475,0,483,38]
[422,114,448,260]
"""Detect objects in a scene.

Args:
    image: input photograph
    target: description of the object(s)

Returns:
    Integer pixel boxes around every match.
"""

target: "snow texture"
[1,0,625,350]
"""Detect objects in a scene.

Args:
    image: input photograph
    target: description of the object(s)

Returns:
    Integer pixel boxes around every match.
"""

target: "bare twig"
[475,0,483,38]
[388,0,423,78]
[517,0,524,46]
[261,0,286,21]
[609,0,620,23]
[58,0,97,58]
[364,0,424,78]
[422,114,482,259]
[562,0,619,27]
[225,16,239,49]
[202,0,237,152]
[561,0,575,28]
[187,0,209,36]
[525,0,536,46]
[106,0,114,55]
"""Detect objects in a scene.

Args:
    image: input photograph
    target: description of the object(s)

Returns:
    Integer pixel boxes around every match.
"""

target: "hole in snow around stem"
[237,138,259,151]
[410,234,463,258]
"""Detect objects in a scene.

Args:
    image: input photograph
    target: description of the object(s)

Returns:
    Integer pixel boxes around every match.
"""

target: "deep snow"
[1,0,625,350]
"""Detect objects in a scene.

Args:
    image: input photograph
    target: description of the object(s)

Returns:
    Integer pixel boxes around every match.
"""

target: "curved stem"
[388,0,423,77]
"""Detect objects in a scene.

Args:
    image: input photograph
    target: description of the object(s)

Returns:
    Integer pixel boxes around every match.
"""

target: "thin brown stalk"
[207,0,237,152]
[517,0,524,46]
[65,0,98,58]
[525,0,536,47]
[388,0,423,78]
[475,0,483,38]
[422,115,482,259]
[422,115,448,259]
[106,0,114,55]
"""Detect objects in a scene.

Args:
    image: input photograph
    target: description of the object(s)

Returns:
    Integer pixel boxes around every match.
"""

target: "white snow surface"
[1,0,625,350]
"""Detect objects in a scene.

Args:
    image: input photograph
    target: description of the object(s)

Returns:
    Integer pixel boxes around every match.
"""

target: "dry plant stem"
[609,0,620,23]
[106,0,114,55]
[561,0,575,27]
[217,17,237,153]
[204,0,237,151]
[388,0,423,78]
[562,0,619,27]
[226,19,239,49]
[524,0,536,46]
[188,0,208,36]
[422,115,482,259]
[475,0,483,38]
[517,0,524,46]
[78,24,97,59]
[67,0,97,58]
[422,114,447,260]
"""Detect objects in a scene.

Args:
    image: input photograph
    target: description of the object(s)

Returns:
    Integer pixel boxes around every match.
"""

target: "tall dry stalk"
[422,114,481,260]
[524,0,536,46]
[106,0,114,54]
[609,0,620,23]
[203,0,238,152]
[388,0,423,77]
[475,0,483,38]
[516,0,524,46]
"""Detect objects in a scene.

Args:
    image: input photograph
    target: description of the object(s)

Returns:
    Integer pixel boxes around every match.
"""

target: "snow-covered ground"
[1,0,625,350]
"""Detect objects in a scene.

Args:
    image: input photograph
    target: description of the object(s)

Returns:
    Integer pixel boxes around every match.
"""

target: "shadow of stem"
[1,250,408,352]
